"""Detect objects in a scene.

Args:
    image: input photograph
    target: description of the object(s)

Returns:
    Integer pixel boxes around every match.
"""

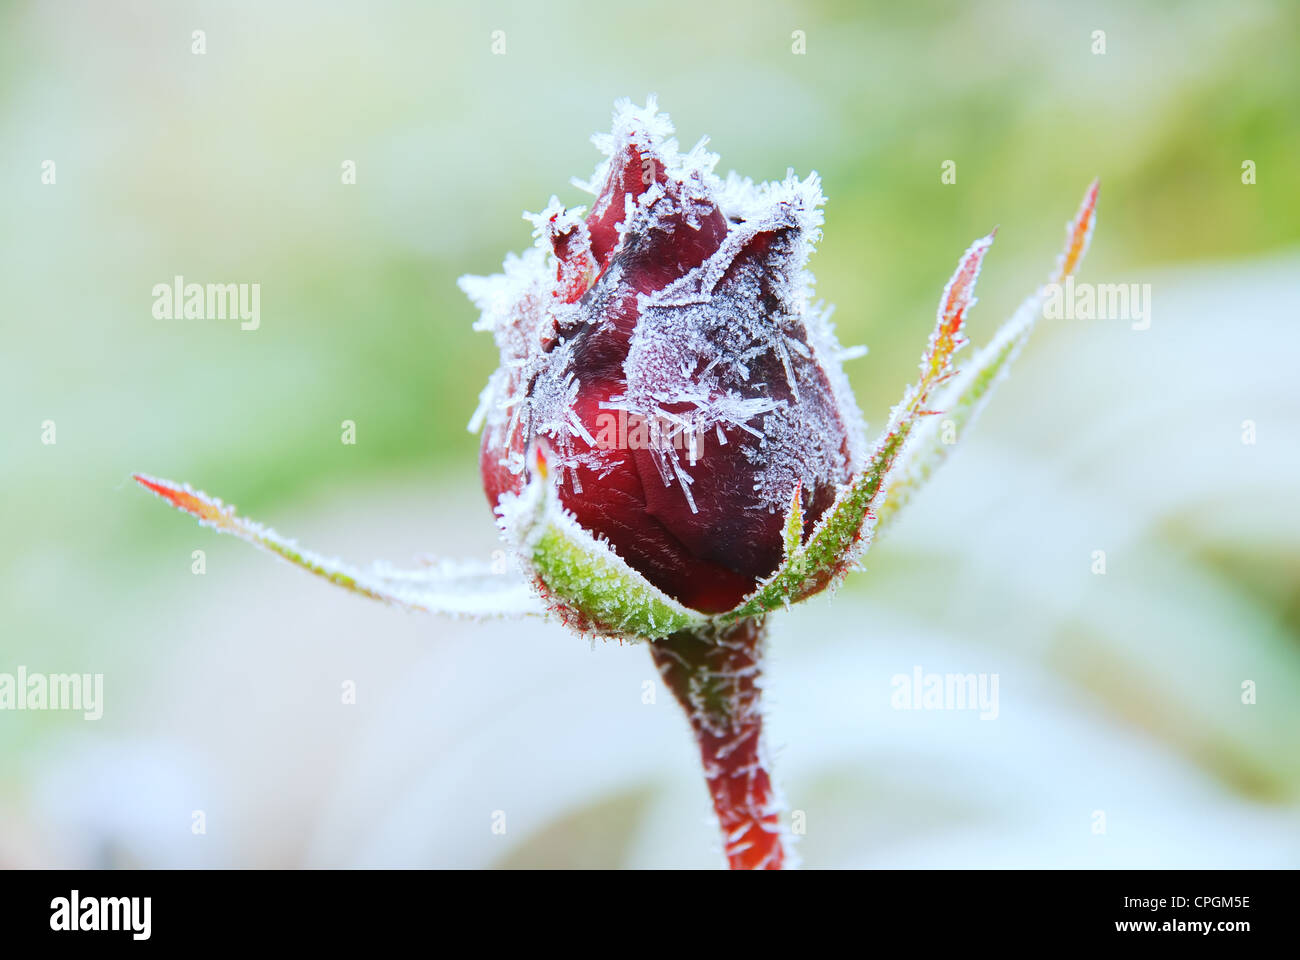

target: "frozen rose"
[463,99,864,616]
[136,92,1098,872]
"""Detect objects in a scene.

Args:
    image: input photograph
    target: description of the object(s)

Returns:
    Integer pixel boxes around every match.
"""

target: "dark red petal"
[618,226,851,593]
[555,386,758,614]
[630,420,783,582]
[542,213,596,305]
[564,188,728,380]
[616,189,728,294]
[587,143,664,268]
[479,417,526,510]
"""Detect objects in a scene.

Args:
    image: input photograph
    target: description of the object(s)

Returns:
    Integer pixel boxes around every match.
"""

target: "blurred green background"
[2,0,1298,867]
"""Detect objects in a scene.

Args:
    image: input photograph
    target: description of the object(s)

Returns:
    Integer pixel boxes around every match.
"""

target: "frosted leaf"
[781,482,804,560]
[133,474,543,619]
[876,178,1101,535]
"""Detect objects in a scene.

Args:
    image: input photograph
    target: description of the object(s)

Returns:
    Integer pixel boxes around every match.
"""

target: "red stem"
[651,617,784,870]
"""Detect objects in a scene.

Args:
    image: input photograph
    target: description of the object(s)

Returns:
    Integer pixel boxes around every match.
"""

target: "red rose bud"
[136,86,1096,872]
[462,98,864,619]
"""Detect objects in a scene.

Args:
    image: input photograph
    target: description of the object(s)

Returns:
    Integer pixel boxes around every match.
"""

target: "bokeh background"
[2,0,1298,867]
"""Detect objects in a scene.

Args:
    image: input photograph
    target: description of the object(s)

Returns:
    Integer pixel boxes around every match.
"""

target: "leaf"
[875,178,1100,535]
[725,180,1099,619]
[782,481,804,560]
[133,473,543,618]
[1051,177,1101,286]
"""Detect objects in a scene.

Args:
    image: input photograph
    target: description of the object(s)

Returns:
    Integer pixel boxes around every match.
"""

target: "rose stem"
[650,617,785,870]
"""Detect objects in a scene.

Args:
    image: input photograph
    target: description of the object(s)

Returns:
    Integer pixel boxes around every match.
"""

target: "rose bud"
[456,99,1098,869]
[136,91,1098,871]
[461,98,865,623]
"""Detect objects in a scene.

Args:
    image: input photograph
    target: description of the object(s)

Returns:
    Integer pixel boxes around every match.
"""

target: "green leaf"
[133,473,542,618]
[782,482,804,560]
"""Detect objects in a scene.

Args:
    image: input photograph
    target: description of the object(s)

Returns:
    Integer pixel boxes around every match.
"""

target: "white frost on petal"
[618,167,865,512]
[464,97,866,558]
